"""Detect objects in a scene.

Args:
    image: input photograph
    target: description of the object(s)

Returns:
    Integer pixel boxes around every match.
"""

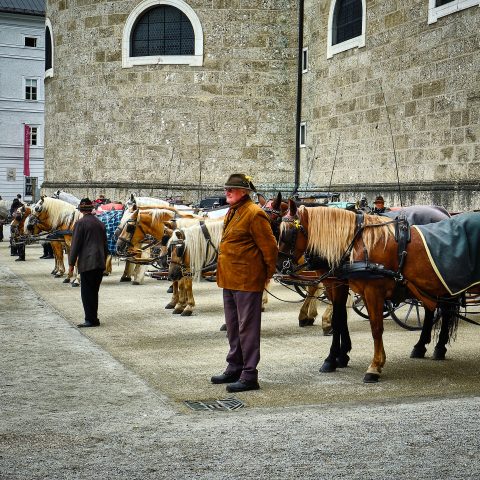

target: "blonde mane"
[141,208,176,230]
[35,197,77,229]
[303,206,394,266]
[170,220,224,281]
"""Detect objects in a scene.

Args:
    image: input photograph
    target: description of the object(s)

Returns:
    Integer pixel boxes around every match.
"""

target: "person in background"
[68,198,108,328]
[9,194,23,216]
[372,195,390,214]
[0,195,6,241]
[39,241,54,259]
[211,174,278,393]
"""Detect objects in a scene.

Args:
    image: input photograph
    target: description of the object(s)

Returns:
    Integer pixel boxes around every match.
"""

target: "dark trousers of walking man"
[80,269,104,325]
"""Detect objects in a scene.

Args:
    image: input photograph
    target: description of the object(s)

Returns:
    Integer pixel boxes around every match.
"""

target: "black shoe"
[45,255,54,259]
[211,371,241,384]
[219,323,227,331]
[167,285,174,293]
[39,254,48,259]
[226,379,260,392]
[15,258,25,261]
[77,322,100,328]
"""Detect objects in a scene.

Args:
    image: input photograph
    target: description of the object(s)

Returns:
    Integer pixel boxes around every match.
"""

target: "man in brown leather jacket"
[68,198,108,328]
[211,174,278,392]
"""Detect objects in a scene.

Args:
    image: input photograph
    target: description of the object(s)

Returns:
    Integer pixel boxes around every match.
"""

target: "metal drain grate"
[184,397,245,411]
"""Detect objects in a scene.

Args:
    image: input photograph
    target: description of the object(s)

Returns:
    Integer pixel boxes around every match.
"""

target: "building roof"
[0,0,45,16]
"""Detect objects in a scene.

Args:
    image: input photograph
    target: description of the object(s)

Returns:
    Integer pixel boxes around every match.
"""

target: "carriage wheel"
[352,294,390,320]
[387,299,441,331]
[457,292,480,324]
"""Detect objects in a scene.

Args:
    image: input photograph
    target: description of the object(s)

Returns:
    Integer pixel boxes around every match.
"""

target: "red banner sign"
[24,124,31,177]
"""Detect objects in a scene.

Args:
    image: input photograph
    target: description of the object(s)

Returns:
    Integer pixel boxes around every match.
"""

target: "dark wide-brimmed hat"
[78,198,95,211]
[374,195,385,203]
[224,173,256,192]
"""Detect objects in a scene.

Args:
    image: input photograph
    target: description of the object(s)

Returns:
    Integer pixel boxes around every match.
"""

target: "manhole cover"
[184,397,245,411]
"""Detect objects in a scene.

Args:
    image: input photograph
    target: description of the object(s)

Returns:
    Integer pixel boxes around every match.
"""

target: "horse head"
[261,192,289,240]
[277,199,309,274]
[168,229,188,281]
[34,196,45,213]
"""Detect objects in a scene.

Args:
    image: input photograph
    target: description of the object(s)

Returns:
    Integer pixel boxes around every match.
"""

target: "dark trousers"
[223,289,263,382]
[80,269,104,324]
[17,243,25,260]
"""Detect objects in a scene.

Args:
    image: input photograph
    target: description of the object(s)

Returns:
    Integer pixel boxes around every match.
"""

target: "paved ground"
[1,239,480,479]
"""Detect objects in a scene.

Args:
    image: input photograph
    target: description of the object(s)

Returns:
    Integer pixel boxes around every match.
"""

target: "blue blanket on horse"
[97,210,124,255]
[381,205,450,225]
[413,212,480,295]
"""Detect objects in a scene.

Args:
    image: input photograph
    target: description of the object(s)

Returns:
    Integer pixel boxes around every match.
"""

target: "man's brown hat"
[374,195,384,203]
[224,173,256,192]
[78,198,95,211]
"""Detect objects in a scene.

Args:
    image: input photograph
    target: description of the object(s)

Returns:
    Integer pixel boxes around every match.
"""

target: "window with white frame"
[45,19,54,78]
[302,47,308,73]
[30,127,38,146]
[122,0,204,68]
[327,0,366,59]
[300,122,307,147]
[25,79,38,100]
[24,36,37,47]
[428,0,479,24]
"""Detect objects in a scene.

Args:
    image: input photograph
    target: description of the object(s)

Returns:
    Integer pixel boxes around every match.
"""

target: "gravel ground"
[1,240,480,479]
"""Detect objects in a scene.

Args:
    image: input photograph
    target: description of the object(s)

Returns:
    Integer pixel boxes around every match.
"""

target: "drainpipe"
[294,0,305,194]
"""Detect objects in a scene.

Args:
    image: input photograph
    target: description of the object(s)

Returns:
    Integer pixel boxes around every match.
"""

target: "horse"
[27,196,81,283]
[277,200,467,383]
[259,193,334,332]
[168,220,224,315]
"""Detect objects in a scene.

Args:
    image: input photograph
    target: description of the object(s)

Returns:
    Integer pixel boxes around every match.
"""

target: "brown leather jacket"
[216,197,278,292]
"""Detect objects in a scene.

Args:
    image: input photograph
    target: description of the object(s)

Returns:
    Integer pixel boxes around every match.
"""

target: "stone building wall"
[43,0,298,203]
[301,0,480,211]
[44,0,480,210]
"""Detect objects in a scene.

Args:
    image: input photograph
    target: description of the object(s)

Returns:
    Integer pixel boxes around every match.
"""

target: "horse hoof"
[102,273,109,277]
[319,361,336,373]
[165,305,175,310]
[261,307,265,312]
[410,346,427,359]
[305,318,315,326]
[119,277,131,282]
[167,286,173,293]
[172,308,184,314]
[50,270,57,275]
[432,347,446,360]
[336,355,350,368]
[219,324,227,331]
[132,281,139,285]
[54,274,63,278]
[181,310,192,316]
[363,373,380,383]
[323,328,333,336]
[298,319,308,327]
[71,283,80,288]
[62,278,70,284]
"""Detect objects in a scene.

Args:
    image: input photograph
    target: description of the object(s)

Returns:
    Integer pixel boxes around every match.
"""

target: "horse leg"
[321,304,332,334]
[180,277,195,316]
[120,260,133,282]
[298,285,317,327]
[132,249,148,285]
[165,280,178,309]
[71,267,80,287]
[173,278,187,314]
[432,302,456,360]
[363,287,386,383]
[53,243,66,279]
[410,308,435,358]
[103,255,112,276]
[320,283,350,372]
[262,280,269,312]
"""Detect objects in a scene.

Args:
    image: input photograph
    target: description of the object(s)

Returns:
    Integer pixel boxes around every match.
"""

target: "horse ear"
[257,193,266,206]
[130,194,134,201]
[288,198,297,216]
[132,204,137,211]
[272,192,282,210]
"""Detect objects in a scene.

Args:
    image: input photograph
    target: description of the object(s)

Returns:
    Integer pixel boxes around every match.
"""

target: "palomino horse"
[278,201,469,383]
[28,197,81,283]
[168,220,224,315]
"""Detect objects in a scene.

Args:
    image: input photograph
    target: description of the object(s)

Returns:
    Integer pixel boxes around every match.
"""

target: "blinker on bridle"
[278,213,308,274]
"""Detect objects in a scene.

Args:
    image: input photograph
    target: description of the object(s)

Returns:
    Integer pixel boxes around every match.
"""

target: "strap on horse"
[200,220,218,262]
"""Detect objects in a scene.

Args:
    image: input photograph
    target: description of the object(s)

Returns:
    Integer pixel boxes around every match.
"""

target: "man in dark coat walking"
[68,198,108,328]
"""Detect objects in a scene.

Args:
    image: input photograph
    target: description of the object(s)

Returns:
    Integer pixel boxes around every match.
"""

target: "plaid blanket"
[97,209,124,255]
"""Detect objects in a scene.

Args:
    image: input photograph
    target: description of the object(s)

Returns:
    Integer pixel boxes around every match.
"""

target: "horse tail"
[435,300,460,344]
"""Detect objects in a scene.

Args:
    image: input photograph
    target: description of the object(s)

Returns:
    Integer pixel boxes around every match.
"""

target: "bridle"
[278,212,309,275]
[116,213,149,255]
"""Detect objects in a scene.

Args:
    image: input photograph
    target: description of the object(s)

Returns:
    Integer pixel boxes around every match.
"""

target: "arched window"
[327,0,366,59]
[122,0,203,67]
[45,18,54,78]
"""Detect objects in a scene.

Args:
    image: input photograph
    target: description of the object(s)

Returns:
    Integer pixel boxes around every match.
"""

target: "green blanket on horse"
[413,212,480,295]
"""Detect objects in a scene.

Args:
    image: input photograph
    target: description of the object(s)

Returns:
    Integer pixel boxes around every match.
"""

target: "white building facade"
[0,0,45,202]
